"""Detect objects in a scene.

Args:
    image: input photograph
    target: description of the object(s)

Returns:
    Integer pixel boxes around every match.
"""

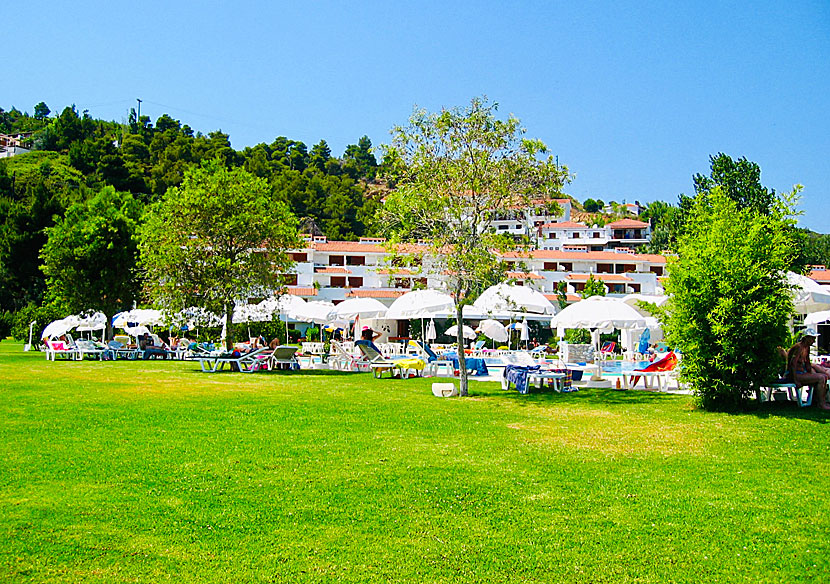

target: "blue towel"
[504,365,541,394]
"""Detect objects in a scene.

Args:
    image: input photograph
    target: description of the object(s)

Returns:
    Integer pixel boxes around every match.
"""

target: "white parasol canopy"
[474,283,556,315]
[290,301,336,324]
[551,296,647,336]
[74,311,107,332]
[170,307,223,329]
[476,319,508,342]
[425,319,437,341]
[805,310,830,328]
[112,309,165,329]
[520,318,530,342]
[786,272,830,314]
[621,293,669,316]
[446,324,477,340]
[41,315,82,339]
[331,297,388,320]
[385,289,455,320]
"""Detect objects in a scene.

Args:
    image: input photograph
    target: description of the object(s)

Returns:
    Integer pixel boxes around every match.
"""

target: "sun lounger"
[266,345,300,371]
[197,347,270,373]
[44,339,80,361]
[329,340,370,372]
[622,352,679,391]
[356,342,425,379]
[108,340,140,360]
[75,339,107,360]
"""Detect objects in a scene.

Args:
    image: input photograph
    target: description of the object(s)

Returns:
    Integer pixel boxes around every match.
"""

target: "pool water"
[598,360,654,373]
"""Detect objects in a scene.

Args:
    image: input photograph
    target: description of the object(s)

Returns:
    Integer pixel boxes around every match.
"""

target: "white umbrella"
[41,315,82,339]
[445,324,477,340]
[476,319,508,343]
[290,301,336,324]
[520,318,530,343]
[112,309,165,329]
[426,319,437,342]
[551,296,647,335]
[385,289,455,320]
[786,272,830,313]
[621,294,669,316]
[474,283,556,315]
[331,297,388,320]
[805,310,830,328]
[74,311,107,332]
[170,307,222,329]
[551,297,647,382]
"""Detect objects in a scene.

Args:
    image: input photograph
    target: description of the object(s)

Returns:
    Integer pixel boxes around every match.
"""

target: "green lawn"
[1,342,828,583]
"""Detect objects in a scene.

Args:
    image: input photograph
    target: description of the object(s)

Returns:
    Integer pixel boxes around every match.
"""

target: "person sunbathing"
[355,326,382,354]
[787,329,830,410]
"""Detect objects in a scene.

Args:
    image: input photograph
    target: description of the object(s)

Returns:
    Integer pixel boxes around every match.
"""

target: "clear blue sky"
[6,1,829,232]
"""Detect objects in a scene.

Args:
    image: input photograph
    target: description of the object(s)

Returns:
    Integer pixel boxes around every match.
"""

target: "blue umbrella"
[638,328,651,354]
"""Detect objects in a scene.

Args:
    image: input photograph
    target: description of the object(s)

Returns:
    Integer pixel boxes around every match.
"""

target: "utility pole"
[136,98,142,122]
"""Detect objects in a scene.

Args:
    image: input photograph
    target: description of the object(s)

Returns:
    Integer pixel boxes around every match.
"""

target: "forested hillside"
[0,103,383,332]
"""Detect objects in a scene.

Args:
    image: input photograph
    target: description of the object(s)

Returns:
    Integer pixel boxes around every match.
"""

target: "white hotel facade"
[279,199,666,306]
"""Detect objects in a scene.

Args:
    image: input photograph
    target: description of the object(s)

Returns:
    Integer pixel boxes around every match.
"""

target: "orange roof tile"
[544,293,581,303]
[566,273,633,282]
[285,287,318,296]
[808,268,830,284]
[315,267,353,274]
[506,271,544,280]
[502,249,667,263]
[539,221,589,229]
[310,240,428,254]
[606,218,649,228]
[346,288,408,298]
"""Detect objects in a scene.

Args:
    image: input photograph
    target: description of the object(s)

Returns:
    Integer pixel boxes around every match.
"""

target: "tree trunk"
[456,302,469,397]
[224,303,233,351]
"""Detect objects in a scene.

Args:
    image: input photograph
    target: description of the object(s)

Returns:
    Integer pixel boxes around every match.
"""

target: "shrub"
[663,188,796,410]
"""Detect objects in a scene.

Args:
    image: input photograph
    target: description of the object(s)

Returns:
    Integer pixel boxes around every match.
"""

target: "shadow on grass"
[470,385,686,407]
[480,383,830,423]
[180,367,367,377]
[734,400,830,423]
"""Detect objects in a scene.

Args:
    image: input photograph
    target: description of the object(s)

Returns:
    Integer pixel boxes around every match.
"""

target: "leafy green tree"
[693,153,775,216]
[0,167,68,312]
[663,187,798,410]
[33,102,51,120]
[40,186,143,336]
[138,160,299,349]
[580,274,606,298]
[309,140,332,172]
[583,198,603,213]
[640,200,686,253]
[378,97,570,396]
[343,135,378,180]
[794,229,830,268]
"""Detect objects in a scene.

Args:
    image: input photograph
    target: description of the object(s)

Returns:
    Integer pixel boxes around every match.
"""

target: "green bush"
[10,304,65,341]
[564,328,591,344]
[664,188,796,410]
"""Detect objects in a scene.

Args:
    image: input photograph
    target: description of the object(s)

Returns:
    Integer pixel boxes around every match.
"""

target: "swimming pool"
[594,360,654,373]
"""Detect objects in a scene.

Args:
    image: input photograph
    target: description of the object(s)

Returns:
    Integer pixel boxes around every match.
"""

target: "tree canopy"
[138,160,299,348]
[663,187,798,410]
[378,96,570,395]
[40,186,142,331]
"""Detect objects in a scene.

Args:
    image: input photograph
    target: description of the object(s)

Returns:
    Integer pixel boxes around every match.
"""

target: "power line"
[139,99,261,131]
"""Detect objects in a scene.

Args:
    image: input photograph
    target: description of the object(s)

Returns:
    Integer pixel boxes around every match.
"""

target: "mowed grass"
[1,342,829,583]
